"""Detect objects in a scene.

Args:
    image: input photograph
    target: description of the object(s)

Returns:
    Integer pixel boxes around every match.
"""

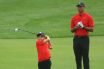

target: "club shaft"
[19,29,35,34]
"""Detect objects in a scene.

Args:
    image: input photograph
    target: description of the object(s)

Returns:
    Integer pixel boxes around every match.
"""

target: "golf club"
[14,28,35,34]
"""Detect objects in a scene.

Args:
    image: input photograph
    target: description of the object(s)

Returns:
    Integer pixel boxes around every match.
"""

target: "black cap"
[76,2,85,7]
[37,32,45,37]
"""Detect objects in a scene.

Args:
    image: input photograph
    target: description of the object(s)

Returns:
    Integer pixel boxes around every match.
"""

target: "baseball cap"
[37,32,45,37]
[76,2,85,7]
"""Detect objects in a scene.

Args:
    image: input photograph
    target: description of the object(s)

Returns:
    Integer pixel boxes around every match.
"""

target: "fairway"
[0,36,104,69]
[0,0,104,69]
[0,0,104,38]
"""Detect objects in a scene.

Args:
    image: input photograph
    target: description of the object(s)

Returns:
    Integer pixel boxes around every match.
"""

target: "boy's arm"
[44,35,53,49]
[48,41,53,49]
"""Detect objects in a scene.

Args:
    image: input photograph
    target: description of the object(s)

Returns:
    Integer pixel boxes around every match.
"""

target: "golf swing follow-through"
[14,28,52,69]
[36,32,52,69]
[14,28,35,34]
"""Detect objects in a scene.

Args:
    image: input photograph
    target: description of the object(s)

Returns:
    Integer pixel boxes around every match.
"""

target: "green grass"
[0,36,104,69]
[0,0,104,38]
[0,0,104,69]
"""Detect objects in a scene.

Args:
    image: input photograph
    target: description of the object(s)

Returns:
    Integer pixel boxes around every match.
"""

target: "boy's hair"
[37,32,45,37]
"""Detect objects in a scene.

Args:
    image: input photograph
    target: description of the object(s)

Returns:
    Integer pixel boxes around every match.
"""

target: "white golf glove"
[77,21,84,28]
[45,35,50,41]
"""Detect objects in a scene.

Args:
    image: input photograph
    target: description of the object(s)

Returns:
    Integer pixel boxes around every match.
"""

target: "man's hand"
[71,23,80,32]
[78,22,93,32]
[78,22,84,28]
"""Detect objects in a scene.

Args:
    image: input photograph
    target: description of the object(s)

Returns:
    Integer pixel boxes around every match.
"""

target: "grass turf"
[0,0,104,69]
[0,36,104,69]
[0,0,104,38]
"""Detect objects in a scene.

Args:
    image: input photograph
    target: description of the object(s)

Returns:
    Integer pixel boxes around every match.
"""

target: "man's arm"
[83,15,94,32]
[71,25,80,33]
[78,20,94,32]
[70,17,80,33]
[83,27,94,32]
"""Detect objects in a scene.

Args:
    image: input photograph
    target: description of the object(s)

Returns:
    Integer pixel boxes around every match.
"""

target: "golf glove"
[77,21,84,28]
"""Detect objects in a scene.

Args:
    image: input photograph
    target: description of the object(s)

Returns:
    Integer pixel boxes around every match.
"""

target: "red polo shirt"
[36,39,51,62]
[70,13,94,36]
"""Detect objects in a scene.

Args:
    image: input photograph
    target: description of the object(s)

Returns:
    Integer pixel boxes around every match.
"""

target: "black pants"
[38,59,51,69]
[73,36,90,69]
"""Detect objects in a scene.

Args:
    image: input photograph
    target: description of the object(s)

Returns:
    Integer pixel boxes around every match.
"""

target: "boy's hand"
[45,35,50,41]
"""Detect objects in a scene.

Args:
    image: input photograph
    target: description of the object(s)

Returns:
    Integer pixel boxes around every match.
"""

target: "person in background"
[70,2,94,69]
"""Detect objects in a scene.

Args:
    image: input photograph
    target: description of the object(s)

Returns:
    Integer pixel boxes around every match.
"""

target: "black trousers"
[73,36,90,69]
[38,59,51,69]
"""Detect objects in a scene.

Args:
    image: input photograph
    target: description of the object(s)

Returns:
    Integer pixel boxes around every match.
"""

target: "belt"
[74,35,89,38]
[39,59,51,63]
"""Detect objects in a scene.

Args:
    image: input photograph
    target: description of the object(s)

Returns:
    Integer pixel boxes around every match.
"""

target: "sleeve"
[70,17,75,29]
[36,40,44,46]
[88,16,94,27]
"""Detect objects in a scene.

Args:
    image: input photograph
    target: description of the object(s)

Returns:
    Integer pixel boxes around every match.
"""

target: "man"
[36,32,52,69]
[70,2,94,69]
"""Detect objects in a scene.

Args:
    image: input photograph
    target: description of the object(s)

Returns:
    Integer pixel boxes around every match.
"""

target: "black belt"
[74,35,89,38]
[39,59,51,63]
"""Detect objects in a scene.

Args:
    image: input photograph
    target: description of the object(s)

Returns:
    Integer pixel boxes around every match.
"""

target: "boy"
[36,32,52,69]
